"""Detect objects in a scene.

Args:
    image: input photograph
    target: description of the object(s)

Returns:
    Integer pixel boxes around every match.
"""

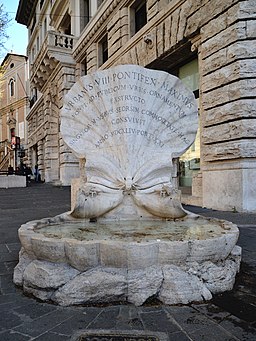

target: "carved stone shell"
[61,65,198,186]
[60,65,198,219]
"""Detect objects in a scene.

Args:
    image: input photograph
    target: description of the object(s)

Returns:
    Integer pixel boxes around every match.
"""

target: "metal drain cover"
[72,330,168,341]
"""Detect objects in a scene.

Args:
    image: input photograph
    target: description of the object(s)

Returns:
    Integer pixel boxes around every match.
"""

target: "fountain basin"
[14,213,241,306]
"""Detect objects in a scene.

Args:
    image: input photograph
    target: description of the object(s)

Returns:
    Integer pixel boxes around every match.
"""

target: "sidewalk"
[0,183,255,341]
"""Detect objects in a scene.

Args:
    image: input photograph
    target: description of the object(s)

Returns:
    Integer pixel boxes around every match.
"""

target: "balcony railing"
[30,31,77,90]
[53,32,74,49]
[31,31,77,75]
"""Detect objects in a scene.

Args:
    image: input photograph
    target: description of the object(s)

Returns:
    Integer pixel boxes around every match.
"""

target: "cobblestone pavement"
[0,183,255,340]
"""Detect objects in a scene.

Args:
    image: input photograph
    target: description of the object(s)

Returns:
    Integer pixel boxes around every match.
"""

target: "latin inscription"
[62,67,197,152]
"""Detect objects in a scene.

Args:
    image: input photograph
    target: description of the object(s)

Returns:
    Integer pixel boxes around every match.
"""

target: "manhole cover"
[72,330,168,341]
[79,335,158,341]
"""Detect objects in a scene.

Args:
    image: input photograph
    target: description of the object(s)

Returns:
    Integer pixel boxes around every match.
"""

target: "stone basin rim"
[19,212,239,244]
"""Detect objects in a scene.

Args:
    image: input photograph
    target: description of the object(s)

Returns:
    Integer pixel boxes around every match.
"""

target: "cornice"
[0,97,29,116]
[15,0,37,27]
[73,0,186,63]
[100,0,186,69]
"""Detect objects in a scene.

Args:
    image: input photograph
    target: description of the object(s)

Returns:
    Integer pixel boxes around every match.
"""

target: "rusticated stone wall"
[27,62,78,184]
[72,0,256,212]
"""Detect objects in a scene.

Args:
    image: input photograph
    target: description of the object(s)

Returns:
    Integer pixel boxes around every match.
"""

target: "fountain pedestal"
[14,212,241,306]
[14,65,241,306]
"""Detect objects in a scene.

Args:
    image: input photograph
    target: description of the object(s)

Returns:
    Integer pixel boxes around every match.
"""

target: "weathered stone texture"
[202,79,256,110]
[202,59,256,93]
[65,240,99,271]
[202,40,256,75]
[106,6,130,58]
[201,21,248,60]
[86,43,97,73]
[127,266,163,306]
[52,267,127,306]
[202,140,256,162]
[185,0,239,37]
[200,4,239,42]
[238,0,256,19]
[203,99,256,127]
[159,265,212,305]
[170,8,180,47]
[31,236,66,262]
[147,0,159,21]
[246,19,256,38]
[156,22,165,57]
[23,260,79,289]
[202,119,256,145]
[13,248,34,286]
[177,1,191,42]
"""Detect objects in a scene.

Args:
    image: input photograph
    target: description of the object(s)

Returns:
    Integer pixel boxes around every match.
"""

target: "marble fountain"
[14,65,241,306]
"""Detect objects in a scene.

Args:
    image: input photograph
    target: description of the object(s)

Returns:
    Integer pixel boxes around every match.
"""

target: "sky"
[0,0,28,63]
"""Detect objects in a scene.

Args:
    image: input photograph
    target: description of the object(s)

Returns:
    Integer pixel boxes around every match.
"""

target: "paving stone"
[13,309,74,337]
[166,306,216,333]
[0,273,17,294]
[219,315,256,341]
[0,311,29,332]
[192,303,231,323]
[6,243,21,252]
[139,306,180,334]
[14,302,58,320]
[212,293,256,323]
[0,185,255,340]
[0,292,34,306]
[0,331,30,340]
[0,244,8,253]
[114,305,144,330]
[32,331,70,340]
[51,308,102,336]
[4,260,18,273]
[164,331,192,341]
[189,325,237,341]
[86,306,121,330]
[0,262,8,274]
[0,250,19,262]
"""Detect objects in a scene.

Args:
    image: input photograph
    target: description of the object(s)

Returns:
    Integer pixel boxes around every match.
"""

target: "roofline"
[1,53,28,67]
[15,0,37,27]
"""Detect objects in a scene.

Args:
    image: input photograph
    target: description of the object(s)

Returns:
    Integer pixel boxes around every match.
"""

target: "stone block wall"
[198,0,256,211]
[64,0,256,210]
[27,61,77,184]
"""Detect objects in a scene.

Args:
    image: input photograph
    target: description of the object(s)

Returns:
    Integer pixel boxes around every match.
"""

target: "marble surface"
[60,65,198,219]
[14,65,241,306]
[14,214,241,306]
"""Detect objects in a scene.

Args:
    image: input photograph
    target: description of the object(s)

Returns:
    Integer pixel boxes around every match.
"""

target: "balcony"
[31,31,77,90]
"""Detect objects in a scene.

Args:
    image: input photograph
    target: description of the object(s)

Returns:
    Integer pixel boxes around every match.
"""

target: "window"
[31,47,35,63]
[60,12,71,35]
[98,33,108,66]
[9,79,15,97]
[30,88,38,108]
[80,0,90,30]
[43,18,47,38]
[81,56,87,76]
[178,58,200,189]
[130,0,147,37]
[37,36,40,52]
[10,63,14,68]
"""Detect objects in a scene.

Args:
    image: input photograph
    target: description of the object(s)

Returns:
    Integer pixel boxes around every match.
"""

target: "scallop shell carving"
[61,64,198,219]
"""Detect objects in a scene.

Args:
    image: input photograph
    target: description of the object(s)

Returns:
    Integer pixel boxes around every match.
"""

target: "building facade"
[16,0,256,212]
[0,53,29,172]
